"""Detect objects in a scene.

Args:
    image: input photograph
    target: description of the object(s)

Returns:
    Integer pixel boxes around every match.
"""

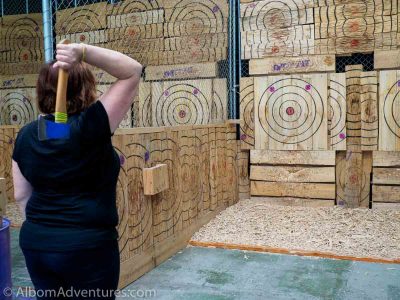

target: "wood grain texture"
[328,73,347,150]
[250,166,335,183]
[374,50,400,70]
[145,62,218,81]
[249,55,335,75]
[254,74,328,150]
[251,197,335,207]
[346,65,363,150]
[251,150,335,165]
[379,70,400,151]
[336,151,372,208]
[251,181,336,199]
[360,71,378,150]
[373,168,400,185]
[372,203,400,210]
[238,149,250,200]
[212,79,228,123]
[240,77,255,150]
[373,151,400,167]
[0,88,38,126]
[372,185,400,203]
[143,164,169,195]
[0,178,7,218]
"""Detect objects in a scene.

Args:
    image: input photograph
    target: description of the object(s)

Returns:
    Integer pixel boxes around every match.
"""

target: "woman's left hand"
[53,43,83,70]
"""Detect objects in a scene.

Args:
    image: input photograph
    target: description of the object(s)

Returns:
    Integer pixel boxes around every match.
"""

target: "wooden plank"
[251,197,335,207]
[240,77,255,150]
[346,65,363,150]
[109,38,164,53]
[241,0,316,16]
[0,62,42,75]
[55,2,108,34]
[254,74,328,150]
[138,81,152,127]
[373,168,400,185]
[238,149,250,200]
[0,74,38,88]
[249,55,335,75]
[251,181,336,199]
[164,33,228,51]
[250,166,335,183]
[143,164,169,195]
[145,62,218,81]
[372,203,400,210]
[360,71,378,150]
[0,13,43,39]
[163,19,228,38]
[151,79,213,127]
[373,151,400,167]
[212,78,228,123]
[164,0,229,16]
[372,185,400,202]
[251,150,336,165]
[56,30,108,45]
[379,70,400,151]
[159,48,227,65]
[336,151,371,208]
[374,50,400,69]
[328,73,347,150]
[107,24,164,42]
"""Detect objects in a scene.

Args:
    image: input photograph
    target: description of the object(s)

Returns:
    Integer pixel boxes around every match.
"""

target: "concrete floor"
[10,228,400,300]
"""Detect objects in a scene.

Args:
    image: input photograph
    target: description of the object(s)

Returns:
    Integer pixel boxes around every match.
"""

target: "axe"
[38,39,71,141]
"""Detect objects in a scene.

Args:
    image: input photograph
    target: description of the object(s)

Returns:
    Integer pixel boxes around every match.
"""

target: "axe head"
[38,115,71,141]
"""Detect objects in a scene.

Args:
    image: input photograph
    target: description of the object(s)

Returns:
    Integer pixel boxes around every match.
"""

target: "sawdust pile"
[191,198,400,259]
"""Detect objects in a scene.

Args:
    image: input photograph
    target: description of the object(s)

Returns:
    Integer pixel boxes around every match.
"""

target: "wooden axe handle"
[55,39,70,123]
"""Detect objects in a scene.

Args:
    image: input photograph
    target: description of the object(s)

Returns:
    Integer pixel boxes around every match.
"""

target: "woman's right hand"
[53,43,83,70]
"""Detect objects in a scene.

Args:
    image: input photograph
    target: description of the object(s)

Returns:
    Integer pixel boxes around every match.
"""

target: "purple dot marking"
[212,5,220,12]
[249,3,256,8]
[339,133,346,140]
[338,201,344,206]
[8,138,13,144]
[164,90,169,96]
[145,151,150,162]
[35,27,39,32]
[397,80,400,87]
[193,88,199,95]
[269,86,275,93]
[119,155,125,166]
[305,84,311,91]
[240,134,247,141]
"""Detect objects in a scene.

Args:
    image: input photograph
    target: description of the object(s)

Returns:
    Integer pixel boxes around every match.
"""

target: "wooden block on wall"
[212,78,228,123]
[159,48,227,65]
[360,71,378,150]
[143,164,169,196]
[0,62,42,75]
[55,2,107,34]
[0,13,43,39]
[145,62,218,81]
[238,149,250,200]
[336,151,372,208]
[0,74,38,88]
[251,197,335,207]
[251,181,336,199]
[240,77,255,150]
[163,19,228,38]
[251,150,336,165]
[254,74,328,150]
[373,151,400,167]
[164,33,228,51]
[374,50,400,69]
[372,203,400,210]
[249,55,335,75]
[328,73,346,150]
[0,88,38,126]
[151,79,212,127]
[56,30,108,45]
[379,70,400,151]
[251,166,335,183]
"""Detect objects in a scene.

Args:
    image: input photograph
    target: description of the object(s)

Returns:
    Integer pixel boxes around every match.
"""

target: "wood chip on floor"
[191,198,400,260]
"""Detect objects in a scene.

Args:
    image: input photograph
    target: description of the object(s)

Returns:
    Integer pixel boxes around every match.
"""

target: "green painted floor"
[10,228,400,300]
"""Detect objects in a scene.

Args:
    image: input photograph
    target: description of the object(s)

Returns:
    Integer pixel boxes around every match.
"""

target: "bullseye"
[179,110,186,118]
[286,107,295,116]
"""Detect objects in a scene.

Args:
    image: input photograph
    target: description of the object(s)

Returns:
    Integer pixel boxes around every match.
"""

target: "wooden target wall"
[0,14,44,75]
[0,123,241,288]
[241,0,400,59]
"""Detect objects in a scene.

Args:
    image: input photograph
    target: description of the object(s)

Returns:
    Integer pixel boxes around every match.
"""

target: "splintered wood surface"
[191,198,400,260]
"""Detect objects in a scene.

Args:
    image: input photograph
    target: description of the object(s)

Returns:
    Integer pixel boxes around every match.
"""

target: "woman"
[12,43,142,299]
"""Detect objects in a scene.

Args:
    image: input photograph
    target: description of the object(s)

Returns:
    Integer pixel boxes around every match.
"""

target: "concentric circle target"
[329,80,346,146]
[155,83,210,126]
[0,92,36,125]
[383,80,400,138]
[258,78,324,144]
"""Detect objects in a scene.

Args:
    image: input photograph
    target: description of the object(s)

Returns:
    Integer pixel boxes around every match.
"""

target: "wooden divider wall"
[0,123,244,287]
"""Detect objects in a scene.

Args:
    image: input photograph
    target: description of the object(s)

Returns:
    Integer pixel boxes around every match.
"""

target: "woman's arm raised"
[54,43,143,133]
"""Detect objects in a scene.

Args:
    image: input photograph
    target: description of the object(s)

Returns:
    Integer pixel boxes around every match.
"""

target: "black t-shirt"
[12,101,120,251]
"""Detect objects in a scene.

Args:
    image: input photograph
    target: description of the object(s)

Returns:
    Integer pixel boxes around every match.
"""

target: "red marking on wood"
[80,34,86,42]
[350,174,359,184]
[350,21,359,32]
[286,107,295,116]
[272,46,280,54]
[22,53,29,61]
[351,39,359,47]
[179,110,186,118]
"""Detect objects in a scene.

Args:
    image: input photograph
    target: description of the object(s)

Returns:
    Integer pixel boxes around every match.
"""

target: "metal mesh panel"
[336,54,374,73]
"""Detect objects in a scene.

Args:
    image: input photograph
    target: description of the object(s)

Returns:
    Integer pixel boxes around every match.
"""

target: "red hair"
[36,61,97,114]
